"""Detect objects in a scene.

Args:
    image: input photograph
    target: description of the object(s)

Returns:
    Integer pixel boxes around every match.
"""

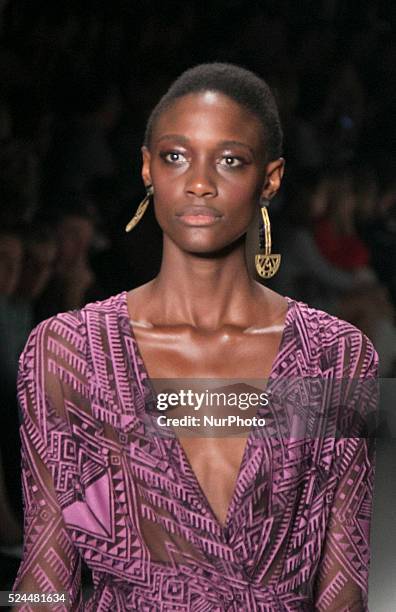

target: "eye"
[219,155,244,168]
[161,151,187,164]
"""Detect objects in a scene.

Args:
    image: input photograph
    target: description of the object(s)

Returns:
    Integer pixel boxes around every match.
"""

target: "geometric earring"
[125,185,154,232]
[255,203,281,278]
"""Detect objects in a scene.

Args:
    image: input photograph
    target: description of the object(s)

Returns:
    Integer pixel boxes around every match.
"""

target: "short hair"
[144,63,283,161]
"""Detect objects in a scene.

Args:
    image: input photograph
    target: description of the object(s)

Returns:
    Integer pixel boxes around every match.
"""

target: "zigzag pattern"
[13,292,378,611]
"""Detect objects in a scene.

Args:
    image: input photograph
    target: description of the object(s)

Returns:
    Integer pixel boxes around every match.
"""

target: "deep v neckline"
[120,290,295,535]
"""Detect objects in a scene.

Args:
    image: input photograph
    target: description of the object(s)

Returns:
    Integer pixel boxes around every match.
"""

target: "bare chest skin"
[127,289,288,527]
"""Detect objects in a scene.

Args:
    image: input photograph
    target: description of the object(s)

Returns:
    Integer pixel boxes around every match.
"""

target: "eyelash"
[161,151,186,164]
[160,151,246,168]
[219,156,245,168]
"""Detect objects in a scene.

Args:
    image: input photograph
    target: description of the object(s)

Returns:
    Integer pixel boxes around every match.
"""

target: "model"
[13,64,378,611]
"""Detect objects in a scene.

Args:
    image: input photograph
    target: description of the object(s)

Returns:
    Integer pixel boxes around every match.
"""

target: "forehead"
[152,91,265,151]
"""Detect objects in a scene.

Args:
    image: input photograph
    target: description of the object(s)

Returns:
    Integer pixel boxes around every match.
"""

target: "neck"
[150,237,259,330]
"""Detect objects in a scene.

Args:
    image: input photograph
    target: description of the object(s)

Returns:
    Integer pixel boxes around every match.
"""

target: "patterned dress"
[13,292,378,611]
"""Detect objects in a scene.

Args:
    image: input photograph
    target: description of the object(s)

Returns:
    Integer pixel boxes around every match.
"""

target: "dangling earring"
[125,185,154,232]
[255,202,281,278]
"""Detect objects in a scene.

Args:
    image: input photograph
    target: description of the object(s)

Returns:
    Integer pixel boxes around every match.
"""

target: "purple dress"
[13,292,378,611]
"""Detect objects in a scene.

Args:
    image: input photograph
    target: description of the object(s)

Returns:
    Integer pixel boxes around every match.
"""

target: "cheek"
[151,163,183,196]
[150,174,183,226]
[226,181,258,206]
[220,163,263,198]
[222,178,261,222]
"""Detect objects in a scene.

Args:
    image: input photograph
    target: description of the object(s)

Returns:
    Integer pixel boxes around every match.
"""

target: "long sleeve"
[12,321,83,611]
[314,339,379,611]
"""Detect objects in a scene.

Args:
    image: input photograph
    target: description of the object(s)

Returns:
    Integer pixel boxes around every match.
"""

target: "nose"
[185,160,217,198]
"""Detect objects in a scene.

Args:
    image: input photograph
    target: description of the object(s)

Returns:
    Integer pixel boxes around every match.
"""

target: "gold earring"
[125,185,154,232]
[255,203,281,278]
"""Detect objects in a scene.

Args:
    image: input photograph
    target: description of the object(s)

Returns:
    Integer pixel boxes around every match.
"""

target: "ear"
[141,146,152,188]
[261,157,285,201]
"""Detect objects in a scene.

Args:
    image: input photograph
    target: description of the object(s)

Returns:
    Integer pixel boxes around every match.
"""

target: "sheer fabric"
[13,292,378,611]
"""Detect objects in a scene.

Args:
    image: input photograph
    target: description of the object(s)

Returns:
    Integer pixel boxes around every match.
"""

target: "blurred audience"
[0,225,23,298]
[0,221,58,548]
[0,224,24,547]
[35,195,100,320]
[42,71,121,206]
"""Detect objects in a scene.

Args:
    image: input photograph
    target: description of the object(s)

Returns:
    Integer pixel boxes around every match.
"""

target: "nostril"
[186,181,217,198]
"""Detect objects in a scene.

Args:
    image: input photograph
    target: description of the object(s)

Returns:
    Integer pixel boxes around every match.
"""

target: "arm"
[12,324,83,611]
[314,340,378,611]
[314,437,376,611]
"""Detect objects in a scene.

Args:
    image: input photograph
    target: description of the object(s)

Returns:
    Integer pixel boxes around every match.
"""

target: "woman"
[13,64,377,611]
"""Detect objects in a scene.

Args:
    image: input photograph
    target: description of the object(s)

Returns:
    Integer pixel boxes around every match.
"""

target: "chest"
[134,326,284,380]
[131,326,284,527]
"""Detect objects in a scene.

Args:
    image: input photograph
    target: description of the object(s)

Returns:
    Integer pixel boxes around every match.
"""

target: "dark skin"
[127,91,286,527]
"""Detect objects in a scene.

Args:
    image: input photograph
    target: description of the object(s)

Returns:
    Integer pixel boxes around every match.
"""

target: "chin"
[181,237,244,259]
[164,224,246,257]
[182,242,224,256]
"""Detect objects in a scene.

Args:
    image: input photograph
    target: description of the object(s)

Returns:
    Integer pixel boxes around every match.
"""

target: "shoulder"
[18,292,130,429]
[19,292,127,374]
[288,298,378,377]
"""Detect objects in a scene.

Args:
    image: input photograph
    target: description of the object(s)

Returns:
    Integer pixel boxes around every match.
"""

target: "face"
[142,91,284,255]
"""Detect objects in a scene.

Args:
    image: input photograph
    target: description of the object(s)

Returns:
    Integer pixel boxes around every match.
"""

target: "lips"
[176,205,222,227]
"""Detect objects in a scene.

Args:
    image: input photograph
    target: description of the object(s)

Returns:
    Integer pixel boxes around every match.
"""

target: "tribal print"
[13,292,378,611]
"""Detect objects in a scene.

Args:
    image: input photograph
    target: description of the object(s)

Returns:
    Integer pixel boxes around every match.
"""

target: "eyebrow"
[157,134,189,144]
[156,134,255,155]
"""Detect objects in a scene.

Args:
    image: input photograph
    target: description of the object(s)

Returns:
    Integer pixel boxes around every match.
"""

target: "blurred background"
[0,0,394,608]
